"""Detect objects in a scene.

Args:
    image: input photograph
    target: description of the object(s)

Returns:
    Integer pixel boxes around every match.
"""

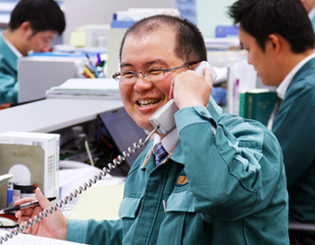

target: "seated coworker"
[15,15,289,245]
[301,0,315,32]
[0,0,65,105]
[229,0,315,243]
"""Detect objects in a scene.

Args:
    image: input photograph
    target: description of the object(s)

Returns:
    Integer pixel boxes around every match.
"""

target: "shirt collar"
[276,52,315,99]
[153,127,179,154]
[1,31,23,58]
[309,6,315,21]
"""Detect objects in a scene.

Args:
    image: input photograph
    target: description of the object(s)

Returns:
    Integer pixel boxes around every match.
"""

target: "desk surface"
[69,184,125,221]
[0,98,123,133]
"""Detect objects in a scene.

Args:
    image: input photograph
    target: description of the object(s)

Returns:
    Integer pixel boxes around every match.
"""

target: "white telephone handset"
[149,61,217,134]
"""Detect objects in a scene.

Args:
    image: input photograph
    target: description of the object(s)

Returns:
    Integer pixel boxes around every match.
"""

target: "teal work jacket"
[67,97,289,245]
[273,58,315,224]
[0,31,18,104]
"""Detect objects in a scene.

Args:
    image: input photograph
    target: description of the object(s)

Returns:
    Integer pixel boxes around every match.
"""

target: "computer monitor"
[97,107,147,173]
[18,56,86,103]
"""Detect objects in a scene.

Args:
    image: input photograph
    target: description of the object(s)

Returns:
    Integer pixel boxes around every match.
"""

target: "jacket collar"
[277,54,315,99]
[0,31,19,71]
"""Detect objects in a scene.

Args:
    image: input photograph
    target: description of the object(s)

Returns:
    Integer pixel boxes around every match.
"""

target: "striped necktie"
[155,142,168,165]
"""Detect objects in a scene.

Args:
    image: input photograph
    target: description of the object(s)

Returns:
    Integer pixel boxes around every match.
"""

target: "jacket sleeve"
[272,81,315,187]
[175,97,286,221]
[67,219,122,245]
[0,57,18,104]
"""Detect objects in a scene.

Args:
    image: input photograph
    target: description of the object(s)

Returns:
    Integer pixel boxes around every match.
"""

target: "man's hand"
[15,188,68,240]
[169,66,214,109]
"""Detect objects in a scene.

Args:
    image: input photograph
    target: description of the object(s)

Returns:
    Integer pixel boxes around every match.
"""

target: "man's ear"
[19,21,33,38]
[267,34,281,55]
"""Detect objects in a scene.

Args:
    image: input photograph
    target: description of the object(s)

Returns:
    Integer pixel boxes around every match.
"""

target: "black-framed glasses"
[112,61,199,83]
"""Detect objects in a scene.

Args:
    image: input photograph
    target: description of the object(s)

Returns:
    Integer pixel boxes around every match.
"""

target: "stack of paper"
[46,78,120,100]
[0,230,88,245]
[204,38,241,51]
[59,166,100,199]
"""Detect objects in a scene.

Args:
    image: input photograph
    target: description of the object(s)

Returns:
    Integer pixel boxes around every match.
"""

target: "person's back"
[0,0,65,105]
[229,0,315,243]
[272,59,315,223]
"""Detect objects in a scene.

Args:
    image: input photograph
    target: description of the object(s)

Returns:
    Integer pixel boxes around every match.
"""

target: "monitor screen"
[97,107,147,168]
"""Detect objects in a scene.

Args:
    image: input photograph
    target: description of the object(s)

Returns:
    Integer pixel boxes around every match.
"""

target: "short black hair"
[9,0,66,35]
[228,0,315,53]
[119,14,207,63]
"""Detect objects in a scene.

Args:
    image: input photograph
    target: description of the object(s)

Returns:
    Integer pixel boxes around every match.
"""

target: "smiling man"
[0,0,65,105]
[229,0,315,244]
[15,15,288,245]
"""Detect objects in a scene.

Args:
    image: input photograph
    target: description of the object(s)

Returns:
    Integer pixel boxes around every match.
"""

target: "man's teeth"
[138,99,159,106]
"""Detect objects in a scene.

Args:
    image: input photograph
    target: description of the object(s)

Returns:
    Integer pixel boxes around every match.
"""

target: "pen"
[85,53,100,78]
[0,197,56,214]
[96,52,101,65]
[84,65,96,78]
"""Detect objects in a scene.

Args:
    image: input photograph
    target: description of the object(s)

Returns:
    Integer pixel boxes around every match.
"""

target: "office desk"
[0,98,123,133]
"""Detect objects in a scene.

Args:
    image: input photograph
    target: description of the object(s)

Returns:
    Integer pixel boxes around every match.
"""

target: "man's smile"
[137,99,161,107]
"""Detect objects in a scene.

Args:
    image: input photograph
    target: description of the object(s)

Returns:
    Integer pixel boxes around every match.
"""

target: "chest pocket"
[119,196,143,219]
[119,196,143,238]
[157,187,198,245]
[166,187,195,213]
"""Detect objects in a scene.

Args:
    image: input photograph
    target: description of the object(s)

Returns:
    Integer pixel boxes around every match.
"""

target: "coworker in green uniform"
[0,0,65,105]
[229,0,315,244]
[301,0,315,32]
[15,15,289,245]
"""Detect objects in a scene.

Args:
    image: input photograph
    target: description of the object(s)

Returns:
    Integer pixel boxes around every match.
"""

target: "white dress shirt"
[267,52,315,130]
[276,52,315,100]
[153,128,179,155]
[1,31,23,58]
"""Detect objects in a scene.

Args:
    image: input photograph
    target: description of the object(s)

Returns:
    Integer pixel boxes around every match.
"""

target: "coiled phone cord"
[0,127,159,244]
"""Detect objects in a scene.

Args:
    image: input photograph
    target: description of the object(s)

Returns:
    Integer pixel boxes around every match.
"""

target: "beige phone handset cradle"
[0,61,217,244]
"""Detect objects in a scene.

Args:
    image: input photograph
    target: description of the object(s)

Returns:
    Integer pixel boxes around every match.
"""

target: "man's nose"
[40,42,51,53]
[133,74,153,92]
[247,56,252,65]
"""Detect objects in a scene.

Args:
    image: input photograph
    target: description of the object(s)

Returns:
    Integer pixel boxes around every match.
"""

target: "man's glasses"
[112,62,199,84]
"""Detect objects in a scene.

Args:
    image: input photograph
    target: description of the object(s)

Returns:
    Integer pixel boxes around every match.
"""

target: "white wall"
[63,0,236,44]
[196,0,236,38]
[63,0,177,44]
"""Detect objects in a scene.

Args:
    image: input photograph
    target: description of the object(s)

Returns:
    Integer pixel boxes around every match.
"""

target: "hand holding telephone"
[193,61,217,81]
[149,61,217,134]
